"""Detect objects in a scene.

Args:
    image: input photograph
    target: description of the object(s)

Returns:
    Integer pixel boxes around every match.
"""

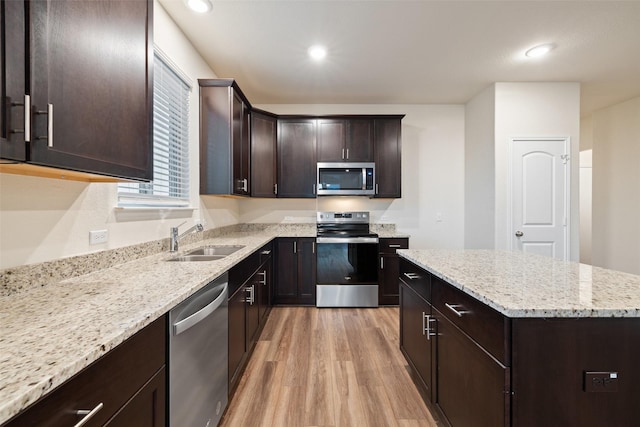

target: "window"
[118,51,191,207]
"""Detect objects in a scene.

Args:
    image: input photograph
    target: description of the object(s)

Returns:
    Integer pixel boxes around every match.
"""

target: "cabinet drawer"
[432,277,510,365]
[399,258,431,302]
[229,250,261,295]
[5,315,166,427]
[379,238,408,254]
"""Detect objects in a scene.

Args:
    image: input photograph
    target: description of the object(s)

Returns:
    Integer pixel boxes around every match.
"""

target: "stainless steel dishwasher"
[169,273,228,427]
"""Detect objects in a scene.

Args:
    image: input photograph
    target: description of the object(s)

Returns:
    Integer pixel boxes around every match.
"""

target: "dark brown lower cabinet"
[105,367,166,427]
[434,308,510,427]
[399,281,434,400]
[511,318,640,427]
[228,283,248,393]
[379,238,409,305]
[228,242,274,394]
[274,237,316,305]
[4,316,166,427]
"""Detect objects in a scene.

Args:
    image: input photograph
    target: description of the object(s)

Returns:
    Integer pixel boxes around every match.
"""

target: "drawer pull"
[261,250,272,255]
[445,303,469,317]
[74,402,104,427]
[403,272,420,280]
[389,244,402,248]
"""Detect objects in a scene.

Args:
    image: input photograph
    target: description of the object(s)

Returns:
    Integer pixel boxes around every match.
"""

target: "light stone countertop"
[0,228,313,425]
[398,249,640,318]
[0,223,408,423]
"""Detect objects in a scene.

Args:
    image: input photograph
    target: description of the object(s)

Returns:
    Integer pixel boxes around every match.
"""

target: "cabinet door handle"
[274,183,278,195]
[74,402,104,427]
[445,303,469,317]
[312,184,316,195]
[242,178,248,192]
[293,241,297,254]
[258,270,267,285]
[342,148,345,159]
[245,285,254,305]
[35,103,53,147]
[8,95,31,141]
[403,272,419,280]
[312,241,315,254]
[346,148,349,159]
[380,256,384,269]
[423,314,436,340]
[375,183,379,195]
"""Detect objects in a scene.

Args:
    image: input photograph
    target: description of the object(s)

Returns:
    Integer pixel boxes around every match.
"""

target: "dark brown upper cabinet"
[1,0,153,181]
[199,79,251,196]
[317,118,373,162]
[1,0,27,162]
[251,110,277,198]
[277,118,317,198]
[374,118,402,198]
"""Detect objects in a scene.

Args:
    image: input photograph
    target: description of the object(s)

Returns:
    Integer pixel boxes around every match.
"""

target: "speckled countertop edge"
[0,225,322,424]
[398,249,640,318]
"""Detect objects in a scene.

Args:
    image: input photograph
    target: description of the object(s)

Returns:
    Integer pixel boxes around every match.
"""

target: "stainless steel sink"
[167,255,227,262]
[185,245,245,256]
[167,245,245,262]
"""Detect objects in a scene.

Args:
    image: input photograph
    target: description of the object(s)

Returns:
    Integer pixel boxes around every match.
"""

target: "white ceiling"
[158,0,640,115]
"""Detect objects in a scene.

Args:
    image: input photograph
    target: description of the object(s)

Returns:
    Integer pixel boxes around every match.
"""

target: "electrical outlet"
[584,371,619,392]
[89,229,108,245]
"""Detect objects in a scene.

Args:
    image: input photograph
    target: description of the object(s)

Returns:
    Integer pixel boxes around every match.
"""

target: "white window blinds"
[118,51,191,207]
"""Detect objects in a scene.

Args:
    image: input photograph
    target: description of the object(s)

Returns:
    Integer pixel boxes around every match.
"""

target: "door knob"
[515,231,524,237]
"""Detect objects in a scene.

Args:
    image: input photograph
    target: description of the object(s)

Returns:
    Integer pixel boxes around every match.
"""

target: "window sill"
[114,206,195,222]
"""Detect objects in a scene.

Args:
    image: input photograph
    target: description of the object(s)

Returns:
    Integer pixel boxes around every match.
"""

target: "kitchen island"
[397,249,640,427]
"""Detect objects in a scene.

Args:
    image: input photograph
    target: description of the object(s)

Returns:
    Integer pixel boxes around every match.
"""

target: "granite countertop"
[0,227,315,424]
[398,249,640,318]
[0,222,407,423]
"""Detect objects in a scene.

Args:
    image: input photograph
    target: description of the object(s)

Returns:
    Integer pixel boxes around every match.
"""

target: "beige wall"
[591,96,640,274]
[494,82,581,261]
[464,84,495,249]
[463,82,581,261]
[0,1,237,269]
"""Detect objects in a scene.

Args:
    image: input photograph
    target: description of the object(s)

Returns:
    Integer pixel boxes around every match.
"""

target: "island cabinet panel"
[4,315,166,427]
[251,111,278,197]
[434,309,510,427]
[27,0,153,180]
[277,119,317,198]
[511,318,640,427]
[399,280,435,401]
[432,276,511,365]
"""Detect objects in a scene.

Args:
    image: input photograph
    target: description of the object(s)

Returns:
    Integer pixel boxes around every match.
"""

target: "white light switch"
[89,229,108,245]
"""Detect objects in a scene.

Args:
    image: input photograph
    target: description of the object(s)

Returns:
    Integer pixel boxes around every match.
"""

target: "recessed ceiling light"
[525,43,556,58]
[308,45,327,61]
[185,0,212,13]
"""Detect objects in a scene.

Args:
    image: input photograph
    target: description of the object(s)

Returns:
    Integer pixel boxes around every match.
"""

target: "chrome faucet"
[170,221,204,252]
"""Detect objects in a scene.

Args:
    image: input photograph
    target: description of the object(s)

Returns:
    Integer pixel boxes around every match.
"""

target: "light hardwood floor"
[220,307,438,427]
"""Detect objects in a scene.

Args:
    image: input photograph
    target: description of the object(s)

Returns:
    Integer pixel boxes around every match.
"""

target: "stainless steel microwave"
[317,162,375,196]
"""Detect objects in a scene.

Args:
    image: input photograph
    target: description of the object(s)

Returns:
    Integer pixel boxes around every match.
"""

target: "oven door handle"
[316,237,379,244]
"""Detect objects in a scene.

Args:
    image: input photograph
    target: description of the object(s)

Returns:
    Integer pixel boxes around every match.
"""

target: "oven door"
[316,238,379,307]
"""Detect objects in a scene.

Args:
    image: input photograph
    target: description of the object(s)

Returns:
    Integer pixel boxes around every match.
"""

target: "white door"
[510,137,570,260]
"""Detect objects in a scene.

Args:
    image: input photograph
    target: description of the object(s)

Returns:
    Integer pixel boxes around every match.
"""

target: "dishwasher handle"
[173,281,228,336]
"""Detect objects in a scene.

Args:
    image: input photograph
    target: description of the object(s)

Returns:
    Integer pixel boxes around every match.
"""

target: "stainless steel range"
[316,211,379,307]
